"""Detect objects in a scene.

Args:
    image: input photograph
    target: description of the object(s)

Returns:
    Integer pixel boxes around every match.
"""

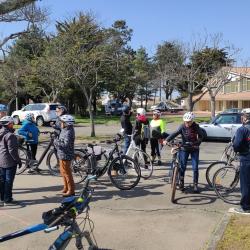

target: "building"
[193,67,250,112]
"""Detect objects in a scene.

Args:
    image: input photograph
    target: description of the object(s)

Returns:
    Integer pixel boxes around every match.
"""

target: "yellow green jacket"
[150,119,166,139]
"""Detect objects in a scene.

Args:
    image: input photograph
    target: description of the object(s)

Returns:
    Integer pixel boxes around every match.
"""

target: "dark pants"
[123,134,131,154]
[240,160,250,210]
[134,137,147,153]
[179,150,199,184]
[0,166,17,202]
[28,144,38,160]
[150,138,160,157]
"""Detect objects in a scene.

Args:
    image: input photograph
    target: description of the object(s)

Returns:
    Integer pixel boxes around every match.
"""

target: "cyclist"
[232,112,250,214]
[120,104,133,154]
[165,112,203,193]
[150,109,165,165]
[133,108,150,154]
[54,114,75,197]
[50,105,68,135]
[0,116,22,206]
[18,113,40,161]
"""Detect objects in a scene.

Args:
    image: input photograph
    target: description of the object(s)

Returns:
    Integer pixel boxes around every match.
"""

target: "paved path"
[0,123,232,250]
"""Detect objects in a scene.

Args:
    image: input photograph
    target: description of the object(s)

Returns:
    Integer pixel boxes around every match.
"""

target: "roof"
[230,67,250,76]
[199,91,250,101]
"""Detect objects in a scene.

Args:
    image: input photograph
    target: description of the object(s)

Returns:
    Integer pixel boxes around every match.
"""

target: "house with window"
[193,67,250,112]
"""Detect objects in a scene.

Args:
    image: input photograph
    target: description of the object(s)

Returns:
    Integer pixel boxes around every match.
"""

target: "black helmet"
[57,105,67,115]
[122,105,130,114]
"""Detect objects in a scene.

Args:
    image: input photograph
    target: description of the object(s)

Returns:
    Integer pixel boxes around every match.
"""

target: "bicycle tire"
[108,155,141,190]
[206,161,228,187]
[171,164,179,203]
[47,149,60,176]
[213,165,240,205]
[133,150,153,179]
[16,147,29,175]
[71,150,90,184]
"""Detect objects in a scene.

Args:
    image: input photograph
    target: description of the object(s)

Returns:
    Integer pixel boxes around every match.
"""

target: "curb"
[205,211,232,250]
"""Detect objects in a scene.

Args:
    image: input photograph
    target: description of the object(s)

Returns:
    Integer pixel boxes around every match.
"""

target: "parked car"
[150,102,183,113]
[105,100,123,115]
[11,103,61,126]
[199,112,244,141]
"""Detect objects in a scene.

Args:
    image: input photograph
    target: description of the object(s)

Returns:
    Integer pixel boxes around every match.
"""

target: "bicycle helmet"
[122,104,130,114]
[136,108,146,116]
[153,109,161,116]
[57,105,67,115]
[25,113,35,122]
[183,112,195,122]
[59,114,75,126]
[0,116,14,126]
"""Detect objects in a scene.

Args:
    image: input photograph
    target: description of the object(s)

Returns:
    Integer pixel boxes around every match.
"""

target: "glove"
[18,162,22,169]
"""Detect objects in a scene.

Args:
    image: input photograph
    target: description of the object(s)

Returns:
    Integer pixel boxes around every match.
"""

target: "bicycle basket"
[87,146,102,161]
[42,208,65,226]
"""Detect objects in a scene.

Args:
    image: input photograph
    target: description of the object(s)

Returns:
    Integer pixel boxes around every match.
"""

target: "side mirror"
[213,121,218,126]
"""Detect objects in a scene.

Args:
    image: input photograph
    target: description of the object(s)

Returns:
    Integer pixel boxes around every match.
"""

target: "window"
[243,101,250,109]
[49,104,59,110]
[224,81,239,93]
[22,105,32,111]
[214,114,238,124]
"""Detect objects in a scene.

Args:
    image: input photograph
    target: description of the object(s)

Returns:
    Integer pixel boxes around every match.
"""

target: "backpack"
[141,123,150,140]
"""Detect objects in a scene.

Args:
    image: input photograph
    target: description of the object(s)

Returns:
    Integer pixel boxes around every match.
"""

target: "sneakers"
[229,207,250,215]
[179,179,185,191]
[157,160,162,166]
[4,200,20,206]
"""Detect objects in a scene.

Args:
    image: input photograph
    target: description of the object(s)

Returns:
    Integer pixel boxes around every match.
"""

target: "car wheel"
[36,116,44,127]
[13,116,20,125]
[201,129,207,141]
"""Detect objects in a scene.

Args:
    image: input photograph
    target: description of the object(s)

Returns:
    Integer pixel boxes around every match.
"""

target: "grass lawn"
[217,215,250,250]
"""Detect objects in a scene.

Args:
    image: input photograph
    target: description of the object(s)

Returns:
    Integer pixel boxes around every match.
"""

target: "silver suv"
[11,103,61,126]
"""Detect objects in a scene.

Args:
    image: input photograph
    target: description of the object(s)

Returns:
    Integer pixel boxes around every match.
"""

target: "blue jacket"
[233,123,250,161]
[18,120,40,144]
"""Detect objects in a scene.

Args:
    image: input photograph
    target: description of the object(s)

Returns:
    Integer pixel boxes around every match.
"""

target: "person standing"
[232,112,250,214]
[0,116,22,206]
[150,110,165,165]
[18,113,39,161]
[50,105,68,135]
[165,112,203,193]
[54,114,75,197]
[120,104,133,154]
[133,108,150,153]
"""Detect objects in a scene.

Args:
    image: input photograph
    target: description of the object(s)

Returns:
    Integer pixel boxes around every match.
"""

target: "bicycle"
[17,131,87,184]
[0,175,109,249]
[126,134,153,179]
[78,134,141,190]
[205,141,238,187]
[212,161,240,205]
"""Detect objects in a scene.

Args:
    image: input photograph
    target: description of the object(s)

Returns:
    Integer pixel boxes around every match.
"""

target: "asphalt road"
[0,123,233,250]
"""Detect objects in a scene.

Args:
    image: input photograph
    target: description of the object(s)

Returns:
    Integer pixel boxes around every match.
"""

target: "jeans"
[178,150,199,183]
[240,160,250,210]
[0,166,17,202]
[123,134,131,154]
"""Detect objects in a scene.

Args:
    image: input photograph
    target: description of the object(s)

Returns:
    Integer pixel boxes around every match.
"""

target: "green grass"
[216,215,250,250]
[74,115,121,125]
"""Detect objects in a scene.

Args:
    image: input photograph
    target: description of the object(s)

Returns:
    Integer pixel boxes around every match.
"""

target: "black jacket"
[120,114,133,135]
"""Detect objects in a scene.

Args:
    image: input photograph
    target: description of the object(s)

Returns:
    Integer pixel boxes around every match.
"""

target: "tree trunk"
[187,93,194,111]
[7,97,15,115]
[92,95,97,115]
[145,85,148,111]
[210,93,216,119]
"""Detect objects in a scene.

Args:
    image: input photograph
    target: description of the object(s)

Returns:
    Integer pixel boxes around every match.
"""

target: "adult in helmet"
[120,104,133,153]
[150,109,166,165]
[50,105,68,135]
[54,114,75,197]
[133,108,150,153]
[165,112,203,193]
[0,116,22,205]
[232,112,250,214]
[18,113,40,164]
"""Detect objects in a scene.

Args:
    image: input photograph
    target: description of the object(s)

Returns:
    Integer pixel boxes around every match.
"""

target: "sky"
[0,0,249,64]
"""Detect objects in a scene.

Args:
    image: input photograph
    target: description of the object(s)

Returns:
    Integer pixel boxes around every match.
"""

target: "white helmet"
[0,116,14,126]
[153,109,161,116]
[59,115,75,126]
[136,108,146,116]
[183,112,195,122]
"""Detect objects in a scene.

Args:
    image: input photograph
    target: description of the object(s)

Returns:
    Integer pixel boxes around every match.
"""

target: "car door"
[209,114,238,139]
[20,104,32,121]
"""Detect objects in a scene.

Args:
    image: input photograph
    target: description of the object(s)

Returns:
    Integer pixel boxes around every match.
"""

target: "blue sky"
[0,0,249,64]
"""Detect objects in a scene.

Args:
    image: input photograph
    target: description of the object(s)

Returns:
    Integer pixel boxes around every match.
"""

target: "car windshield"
[213,114,239,124]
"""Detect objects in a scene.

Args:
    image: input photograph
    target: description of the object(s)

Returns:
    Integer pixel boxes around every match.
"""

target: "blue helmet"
[122,105,130,114]
[25,113,35,122]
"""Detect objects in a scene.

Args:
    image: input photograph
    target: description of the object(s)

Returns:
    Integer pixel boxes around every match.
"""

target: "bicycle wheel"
[16,147,29,174]
[213,165,240,205]
[133,150,153,179]
[47,149,60,176]
[171,164,179,203]
[71,150,90,184]
[206,161,227,187]
[108,155,141,190]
